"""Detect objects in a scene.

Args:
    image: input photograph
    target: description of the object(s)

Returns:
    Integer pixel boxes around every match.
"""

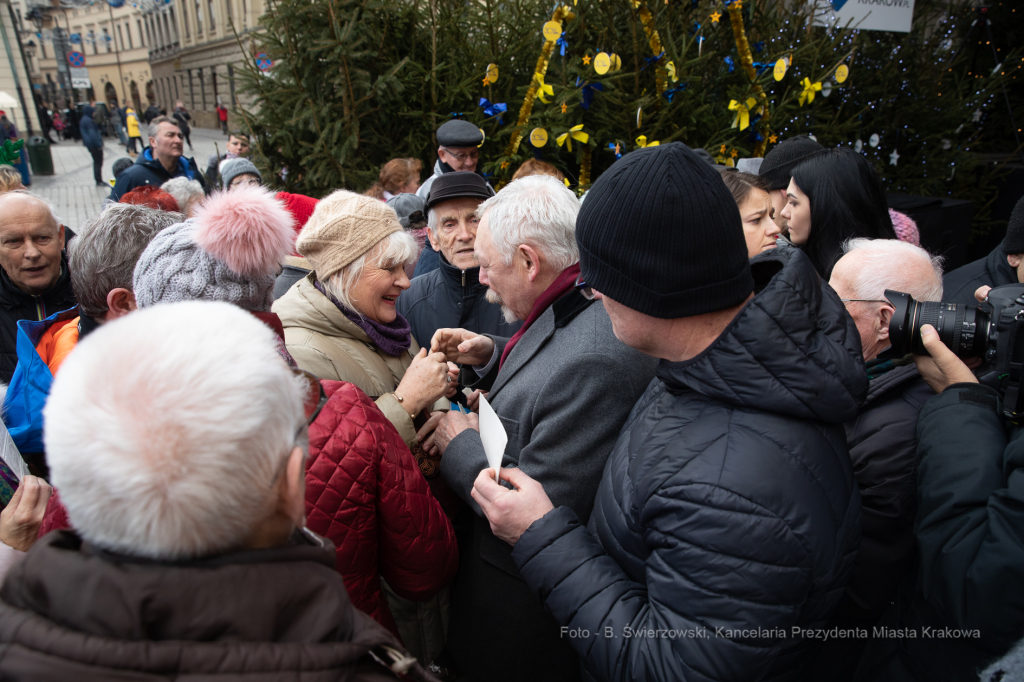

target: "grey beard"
[485,288,521,324]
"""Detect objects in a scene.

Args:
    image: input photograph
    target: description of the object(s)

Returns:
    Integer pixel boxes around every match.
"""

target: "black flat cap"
[437,119,484,148]
[758,135,824,190]
[426,171,494,210]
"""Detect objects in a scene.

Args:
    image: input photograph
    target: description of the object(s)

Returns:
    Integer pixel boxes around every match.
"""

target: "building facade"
[16,0,152,114]
[146,0,262,130]
[0,0,40,134]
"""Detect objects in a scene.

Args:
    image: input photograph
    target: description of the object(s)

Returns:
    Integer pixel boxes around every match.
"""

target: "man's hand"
[0,476,53,552]
[417,410,447,456]
[434,410,479,456]
[914,323,979,394]
[467,390,487,413]
[975,285,992,303]
[430,328,495,366]
[472,468,555,546]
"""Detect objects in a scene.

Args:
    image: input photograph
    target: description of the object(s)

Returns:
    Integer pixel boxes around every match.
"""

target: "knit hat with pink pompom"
[133,184,295,312]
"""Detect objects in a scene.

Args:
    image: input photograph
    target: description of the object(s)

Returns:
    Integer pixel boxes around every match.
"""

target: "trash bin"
[26,136,53,176]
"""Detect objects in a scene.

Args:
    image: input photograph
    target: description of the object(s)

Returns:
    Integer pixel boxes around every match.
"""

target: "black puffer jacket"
[942,240,1017,304]
[396,253,521,348]
[511,244,866,682]
[0,257,76,384]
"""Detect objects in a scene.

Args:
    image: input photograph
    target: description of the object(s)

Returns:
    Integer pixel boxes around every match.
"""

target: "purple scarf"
[315,281,412,357]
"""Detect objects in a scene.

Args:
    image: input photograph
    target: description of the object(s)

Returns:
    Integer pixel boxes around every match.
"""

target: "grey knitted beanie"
[133,185,295,311]
[221,157,262,189]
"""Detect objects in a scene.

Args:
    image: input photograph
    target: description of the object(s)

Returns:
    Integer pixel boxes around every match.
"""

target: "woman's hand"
[0,476,53,552]
[396,347,450,416]
[431,328,495,366]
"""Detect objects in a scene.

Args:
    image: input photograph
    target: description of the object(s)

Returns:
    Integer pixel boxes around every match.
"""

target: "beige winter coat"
[273,274,445,447]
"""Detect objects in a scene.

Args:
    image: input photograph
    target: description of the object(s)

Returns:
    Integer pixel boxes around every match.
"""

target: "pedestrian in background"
[125,107,141,156]
[172,101,193,151]
[216,103,229,134]
[79,104,105,187]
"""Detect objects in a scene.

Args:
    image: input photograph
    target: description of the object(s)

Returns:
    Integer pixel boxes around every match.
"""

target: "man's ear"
[282,446,306,527]
[518,244,541,282]
[105,288,137,320]
[1008,253,1023,269]
[878,304,894,341]
[426,227,440,251]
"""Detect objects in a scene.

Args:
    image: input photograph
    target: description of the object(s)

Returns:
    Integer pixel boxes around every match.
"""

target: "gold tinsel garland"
[727,2,769,156]
[636,2,666,97]
[579,146,592,192]
[504,6,576,158]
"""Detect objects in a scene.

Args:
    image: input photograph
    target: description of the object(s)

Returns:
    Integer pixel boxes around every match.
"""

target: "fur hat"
[133,185,294,311]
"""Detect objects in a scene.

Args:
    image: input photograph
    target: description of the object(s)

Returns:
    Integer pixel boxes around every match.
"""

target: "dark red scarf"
[499,264,581,368]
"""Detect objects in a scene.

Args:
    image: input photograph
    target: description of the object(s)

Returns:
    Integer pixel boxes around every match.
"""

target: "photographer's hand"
[913,324,979,394]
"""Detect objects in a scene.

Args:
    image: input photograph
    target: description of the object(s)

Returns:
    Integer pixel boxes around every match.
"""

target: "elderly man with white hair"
[0,301,430,680]
[0,191,76,384]
[429,174,657,682]
[808,237,944,674]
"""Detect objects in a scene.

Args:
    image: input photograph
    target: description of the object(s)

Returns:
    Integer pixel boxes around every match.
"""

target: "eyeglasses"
[294,368,327,431]
[441,147,479,162]
[840,298,893,305]
[575,275,595,301]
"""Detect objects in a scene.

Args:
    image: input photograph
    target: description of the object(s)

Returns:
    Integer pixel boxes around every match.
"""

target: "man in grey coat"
[430,175,657,682]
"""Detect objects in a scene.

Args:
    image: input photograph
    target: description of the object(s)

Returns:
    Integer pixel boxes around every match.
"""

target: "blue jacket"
[108,148,208,201]
[79,106,102,150]
[511,244,866,682]
[2,307,79,455]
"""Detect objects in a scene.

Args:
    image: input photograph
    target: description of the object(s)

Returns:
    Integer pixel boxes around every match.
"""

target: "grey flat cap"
[437,119,483,148]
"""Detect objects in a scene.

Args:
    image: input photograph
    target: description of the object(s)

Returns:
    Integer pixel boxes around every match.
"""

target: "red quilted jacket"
[304,380,458,637]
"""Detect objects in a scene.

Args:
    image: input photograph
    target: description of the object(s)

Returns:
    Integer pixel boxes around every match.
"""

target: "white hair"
[321,230,418,314]
[161,177,205,214]
[842,238,944,302]
[475,174,579,270]
[43,301,306,560]
[0,189,63,228]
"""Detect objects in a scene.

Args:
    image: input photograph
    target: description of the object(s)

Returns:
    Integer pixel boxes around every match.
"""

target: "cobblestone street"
[24,126,234,231]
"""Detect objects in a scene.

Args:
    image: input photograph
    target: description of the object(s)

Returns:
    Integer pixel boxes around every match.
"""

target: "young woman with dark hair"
[781,146,897,278]
[719,168,781,259]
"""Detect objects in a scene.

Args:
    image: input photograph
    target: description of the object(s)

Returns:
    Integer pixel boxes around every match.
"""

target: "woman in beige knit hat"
[273,190,452,450]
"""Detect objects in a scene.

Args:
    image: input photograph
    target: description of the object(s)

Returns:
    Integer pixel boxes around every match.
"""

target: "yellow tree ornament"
[729,97,759,131]
[594,52,611,75]
[530,128,549,147]
[635,135,659,148]
[557,124,588,152]
[799,78,822,106]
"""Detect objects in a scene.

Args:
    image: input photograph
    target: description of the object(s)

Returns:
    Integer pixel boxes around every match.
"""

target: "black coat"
[806,362,933,680]
[942,240,1018,304]
[856,383,1024,682]
[396,254,521,348]
[0,257,76,384]
[511,244,866,682]
[108,150,208,202]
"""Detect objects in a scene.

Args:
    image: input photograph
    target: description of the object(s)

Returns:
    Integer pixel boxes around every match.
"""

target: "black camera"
[886,284,1024,418]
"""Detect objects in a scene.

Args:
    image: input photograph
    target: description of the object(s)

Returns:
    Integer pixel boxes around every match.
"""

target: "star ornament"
[768,134,778,143]
[561,102,568,114]
[720,144,727,154]
[889,149,900,166]
[730,148,738,158]
[501,161,509,170]
[483,77,491,86]
[710,10,721,22]
[582,54,591,65]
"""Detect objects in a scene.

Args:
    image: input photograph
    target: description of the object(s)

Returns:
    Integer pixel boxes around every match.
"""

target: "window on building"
[194,0,202,34]
[169,8,178,42]
[102,27,111,53]
[180,5,189,39]
[175,74,180,102]
[89,29,98,55]
[40,41,46,59]
[138,19,145,47]
[224,0,232,26]
[198,67,206,109]
[116,24,124,51]
[187,70,194,109]
[207,0,215,31]
[211,70,217,104]
[241,0,246,28]
[227,63,234,108]
[125,23,133,49]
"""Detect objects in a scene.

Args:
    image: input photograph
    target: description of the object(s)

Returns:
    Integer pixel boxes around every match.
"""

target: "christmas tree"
[237,0,1021,216]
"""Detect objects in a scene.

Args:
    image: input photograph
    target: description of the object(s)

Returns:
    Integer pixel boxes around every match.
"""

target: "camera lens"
[885,290,989,358]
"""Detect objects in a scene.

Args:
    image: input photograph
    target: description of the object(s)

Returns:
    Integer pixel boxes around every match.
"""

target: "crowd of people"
[0,113,1021,682]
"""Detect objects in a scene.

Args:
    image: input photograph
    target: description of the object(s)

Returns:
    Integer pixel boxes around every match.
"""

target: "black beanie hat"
[1003,196,1024,254]
[576,142,754,319]
[758,135,824,190]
